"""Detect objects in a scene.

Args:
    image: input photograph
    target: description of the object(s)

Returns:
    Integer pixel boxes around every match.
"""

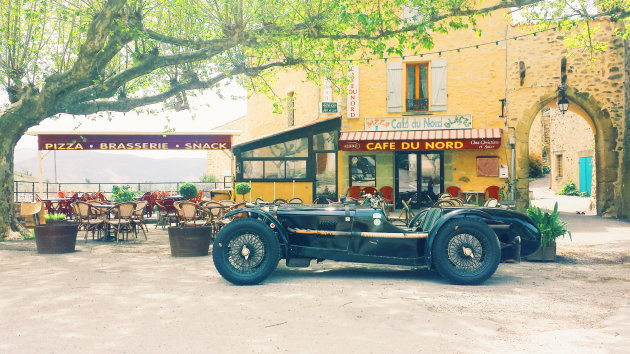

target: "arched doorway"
[514,86,618,217]
[528,106,596,213]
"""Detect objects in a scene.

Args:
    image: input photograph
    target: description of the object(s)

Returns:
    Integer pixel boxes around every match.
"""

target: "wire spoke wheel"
[447,233,485,272]
[213,218,280,285]
[226,233,265,273]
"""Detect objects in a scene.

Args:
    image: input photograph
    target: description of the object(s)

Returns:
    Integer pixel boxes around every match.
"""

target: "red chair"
[446,186,462,199]
[485,185,501,201]
[361,186,378,196]
[57,191,66,198]
[379,186,394,203]
[345,186,362,200]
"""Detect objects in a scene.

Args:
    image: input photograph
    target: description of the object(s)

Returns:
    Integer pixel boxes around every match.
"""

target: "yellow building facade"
[208,9,628,217]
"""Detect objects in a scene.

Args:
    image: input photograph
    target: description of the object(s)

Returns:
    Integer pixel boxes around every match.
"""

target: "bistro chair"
[388,199,414,226]
[345,186,362,201]
[174,201,206,227]
[446,186,463,199]
[104,202,136,242]
[288,197,303,204]
[483,198,499,207]
[379,186,394,211]
[18,202,44,226]
[132,200,149,239]
[273,198,287,206]
[484,185,501,201]
[73,201,105,241]
[361,186,378,197]
[200,201,226,234]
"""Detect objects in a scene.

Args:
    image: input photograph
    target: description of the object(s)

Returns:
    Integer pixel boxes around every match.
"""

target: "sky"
[14,82,247,159]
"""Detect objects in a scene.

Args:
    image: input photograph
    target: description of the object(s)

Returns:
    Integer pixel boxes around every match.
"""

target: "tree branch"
[59,60,297,115]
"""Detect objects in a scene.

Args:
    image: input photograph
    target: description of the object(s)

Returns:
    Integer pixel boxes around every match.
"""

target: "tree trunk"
[0,133,23,238]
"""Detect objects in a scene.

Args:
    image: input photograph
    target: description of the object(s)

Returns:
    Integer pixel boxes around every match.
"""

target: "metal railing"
[13,177,232,202]
[406,98,429,111]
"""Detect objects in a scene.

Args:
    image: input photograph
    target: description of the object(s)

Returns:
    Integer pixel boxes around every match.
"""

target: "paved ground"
[1,191,628,353]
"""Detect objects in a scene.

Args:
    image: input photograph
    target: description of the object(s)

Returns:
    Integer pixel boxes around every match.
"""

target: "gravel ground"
[0,211,628,354]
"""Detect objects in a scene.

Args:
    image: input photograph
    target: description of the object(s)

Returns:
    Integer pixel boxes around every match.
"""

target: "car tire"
[432,219,500,285]
[212,218,280,285]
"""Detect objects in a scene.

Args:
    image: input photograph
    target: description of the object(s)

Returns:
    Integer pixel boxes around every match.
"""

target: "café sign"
[340,138,501,151]
[36,133,234,151]
[365,115,473,131]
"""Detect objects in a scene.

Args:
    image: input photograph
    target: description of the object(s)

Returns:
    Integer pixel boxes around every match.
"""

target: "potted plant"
[179,183,198,200]
[34,213,79,254]
[168,225,213,257]
[235,182,251,202]
[525,202,571,261]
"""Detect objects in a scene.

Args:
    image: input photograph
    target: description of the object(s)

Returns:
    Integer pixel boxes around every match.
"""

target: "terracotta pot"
[168,226,212,257]
[525,241,556,261]
[34,223,78,254]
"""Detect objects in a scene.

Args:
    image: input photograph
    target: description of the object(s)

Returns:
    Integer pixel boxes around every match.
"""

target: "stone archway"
[514,86,619,217]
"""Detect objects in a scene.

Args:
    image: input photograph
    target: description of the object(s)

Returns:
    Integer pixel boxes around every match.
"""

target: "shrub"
[526,202,571,249]
[558,182,589,197]
[528,154,544,178]
[111,185,140,202]
[179,183,198,200]
[45,213,66,222]
[235,182,251,200]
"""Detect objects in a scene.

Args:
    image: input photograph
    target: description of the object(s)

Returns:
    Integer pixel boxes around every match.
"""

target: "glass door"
[395,151,443,208]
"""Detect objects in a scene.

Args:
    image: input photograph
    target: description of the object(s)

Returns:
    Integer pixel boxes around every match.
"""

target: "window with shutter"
[405,63,429,111]
[386,62,402,113]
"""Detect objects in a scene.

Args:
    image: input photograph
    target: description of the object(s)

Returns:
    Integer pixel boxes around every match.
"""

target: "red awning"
[339,128,502,151]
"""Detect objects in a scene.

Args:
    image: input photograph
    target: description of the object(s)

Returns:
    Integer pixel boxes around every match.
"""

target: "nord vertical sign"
[347,66,360,119]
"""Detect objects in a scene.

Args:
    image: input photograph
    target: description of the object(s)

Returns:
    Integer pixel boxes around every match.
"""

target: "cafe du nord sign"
[365,115,473,131]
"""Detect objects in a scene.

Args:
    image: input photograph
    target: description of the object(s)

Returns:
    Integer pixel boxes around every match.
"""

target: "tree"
[0,0,627,237]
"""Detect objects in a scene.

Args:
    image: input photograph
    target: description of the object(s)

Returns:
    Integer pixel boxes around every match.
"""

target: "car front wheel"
[212,218,280,285]
[432,219,501,285]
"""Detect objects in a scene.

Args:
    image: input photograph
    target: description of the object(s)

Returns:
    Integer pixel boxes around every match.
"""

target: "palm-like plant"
[526,202,572,249]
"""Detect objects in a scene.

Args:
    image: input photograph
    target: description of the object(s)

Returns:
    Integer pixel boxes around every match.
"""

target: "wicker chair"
[73,201,105,241]
[104,202,136,242]
[132,200,149,239]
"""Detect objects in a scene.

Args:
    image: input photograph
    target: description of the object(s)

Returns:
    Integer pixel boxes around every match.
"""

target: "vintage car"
[211,201,541,286]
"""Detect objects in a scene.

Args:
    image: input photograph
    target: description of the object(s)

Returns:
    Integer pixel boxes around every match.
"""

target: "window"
[240,137,308,180]
[406,63,429,111]
[556,154,563,177]
[350,156,376,187]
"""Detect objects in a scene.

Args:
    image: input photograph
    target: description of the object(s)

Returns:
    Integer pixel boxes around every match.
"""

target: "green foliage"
[200,174,219,183]
[111,185,140,202]
[499,179,515,200]
[542,165,551,174]
[45,213,66,221]
[235,182,251,196]
[529,154,544,178]
[526,202,572,249]
[179,183,198,200]
[558,182,589,197]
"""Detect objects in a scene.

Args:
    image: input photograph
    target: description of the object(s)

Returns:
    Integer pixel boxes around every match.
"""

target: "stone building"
[207,9,628,218]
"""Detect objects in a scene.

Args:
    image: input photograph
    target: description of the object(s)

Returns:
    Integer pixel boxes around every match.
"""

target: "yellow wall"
[239,181,313,204]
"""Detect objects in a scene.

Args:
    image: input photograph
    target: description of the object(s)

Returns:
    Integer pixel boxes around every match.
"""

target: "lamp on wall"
[557,83,569,114]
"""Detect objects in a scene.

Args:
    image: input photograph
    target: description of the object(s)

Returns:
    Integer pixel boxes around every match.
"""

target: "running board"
[287,227,428,239]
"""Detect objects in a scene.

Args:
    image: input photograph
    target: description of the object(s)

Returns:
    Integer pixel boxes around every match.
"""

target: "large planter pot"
[525,241,556,262]
[34,222,79,254]
[168,226,213,257]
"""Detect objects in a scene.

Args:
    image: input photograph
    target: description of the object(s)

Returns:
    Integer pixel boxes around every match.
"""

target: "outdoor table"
[163,195,183,200]
[462,191,484,205]
[91,204,116,240]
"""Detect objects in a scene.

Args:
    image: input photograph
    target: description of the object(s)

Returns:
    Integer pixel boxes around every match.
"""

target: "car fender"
[424,208,496,269]
[223,208,290,256]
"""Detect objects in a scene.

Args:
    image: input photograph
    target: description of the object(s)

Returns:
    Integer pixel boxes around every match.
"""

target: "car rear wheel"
[432,219,500,285]
[212,218,280,285]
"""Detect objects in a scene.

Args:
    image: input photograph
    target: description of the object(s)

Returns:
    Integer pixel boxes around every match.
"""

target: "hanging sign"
[347,66,360,119]
[339,138,501,151]
[365,115,473,131]
[320,102,338,113]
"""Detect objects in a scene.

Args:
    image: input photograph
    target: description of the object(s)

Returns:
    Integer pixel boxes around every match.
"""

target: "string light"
[245,26,559,64]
